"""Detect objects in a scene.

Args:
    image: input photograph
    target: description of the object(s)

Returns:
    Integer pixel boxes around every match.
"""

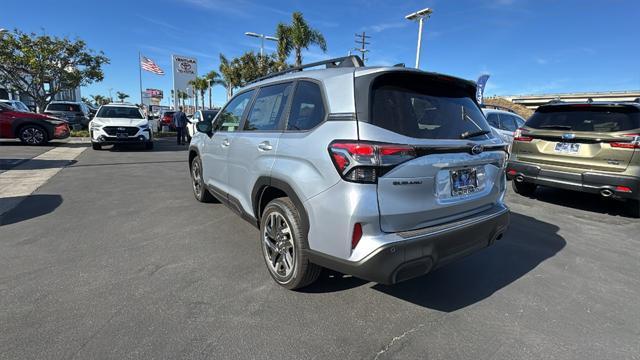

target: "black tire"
[626,199,640,218]
[512,180,537,197]
[18,125,48,145]
[145,141,154,150]
[260,198,321,290]
[92,143,102,150]
[190,155,215,203]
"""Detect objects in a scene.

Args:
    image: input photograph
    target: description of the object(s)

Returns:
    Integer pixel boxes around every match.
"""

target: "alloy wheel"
[22,127,45,145]
[191,160,203,197]
[262,211,295,279]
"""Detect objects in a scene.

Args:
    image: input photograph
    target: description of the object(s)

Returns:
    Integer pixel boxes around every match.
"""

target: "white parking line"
[0,146,87,216]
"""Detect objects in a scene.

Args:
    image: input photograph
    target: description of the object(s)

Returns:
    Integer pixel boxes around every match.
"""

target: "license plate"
[451,168,478,196]
[116,133,128,138]
[555,142,580,154]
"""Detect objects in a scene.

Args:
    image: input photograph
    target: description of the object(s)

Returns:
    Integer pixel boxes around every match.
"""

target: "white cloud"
[363,21,408,33]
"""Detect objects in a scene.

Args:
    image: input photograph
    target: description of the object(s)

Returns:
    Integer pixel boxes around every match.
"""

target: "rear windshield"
[97,106,143,119]
[527,105,640,132]
[47,103,81,112]
[368,73,491,139]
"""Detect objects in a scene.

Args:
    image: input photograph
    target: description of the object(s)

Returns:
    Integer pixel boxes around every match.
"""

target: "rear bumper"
[306,204,509,285]
[507,160,640,200]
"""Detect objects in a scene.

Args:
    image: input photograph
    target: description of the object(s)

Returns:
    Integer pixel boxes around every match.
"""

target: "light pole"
[405,7,433,69]
[244,32,278,57]
[207,79,212,109]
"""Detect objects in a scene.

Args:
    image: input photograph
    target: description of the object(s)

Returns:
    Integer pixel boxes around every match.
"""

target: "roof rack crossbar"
[248,55,364,85]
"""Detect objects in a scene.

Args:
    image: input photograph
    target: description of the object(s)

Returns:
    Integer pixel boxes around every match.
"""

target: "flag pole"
[138,52,143,106]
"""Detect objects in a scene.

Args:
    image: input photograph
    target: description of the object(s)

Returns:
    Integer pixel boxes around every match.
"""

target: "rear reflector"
[352,223,363,249]
[616,186,632,193]
[507,169,517,176]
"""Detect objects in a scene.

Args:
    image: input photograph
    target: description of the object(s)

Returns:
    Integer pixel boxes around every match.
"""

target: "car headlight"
[90,123,103,130]
[139,123,149,130]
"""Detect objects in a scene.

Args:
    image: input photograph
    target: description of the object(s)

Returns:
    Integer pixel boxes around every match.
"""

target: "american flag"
[140,56,165,75]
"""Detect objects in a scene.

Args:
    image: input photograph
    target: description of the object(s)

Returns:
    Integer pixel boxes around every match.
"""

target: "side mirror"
[196,121,213,135]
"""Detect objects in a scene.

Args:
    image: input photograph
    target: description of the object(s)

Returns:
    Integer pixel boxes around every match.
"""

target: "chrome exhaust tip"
[600,189,613,197]
[515,175,525,183]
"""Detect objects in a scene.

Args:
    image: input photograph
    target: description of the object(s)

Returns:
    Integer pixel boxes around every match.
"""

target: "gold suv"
[507,101,640,217]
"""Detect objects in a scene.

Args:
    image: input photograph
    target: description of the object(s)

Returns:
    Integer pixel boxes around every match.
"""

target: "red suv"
[0,102,70,145]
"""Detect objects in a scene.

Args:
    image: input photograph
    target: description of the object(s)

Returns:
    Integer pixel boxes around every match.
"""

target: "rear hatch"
[514,104,640,172]
[353,70,507,233]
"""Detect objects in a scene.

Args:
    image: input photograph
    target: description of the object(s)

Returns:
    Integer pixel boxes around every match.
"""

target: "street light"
[405,7,433,69]
[244,32,278,57]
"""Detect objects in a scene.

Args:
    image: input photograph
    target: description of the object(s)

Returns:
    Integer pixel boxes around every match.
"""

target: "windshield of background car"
[368,72,491,139]
[13,102,31,112]
[96,107,144,119]
[526,105,640,132]
[203,111,218,122]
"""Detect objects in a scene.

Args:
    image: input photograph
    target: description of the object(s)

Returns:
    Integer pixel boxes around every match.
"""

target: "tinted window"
[526,105,640,132]
[213,90,254,132]
[486,113,500,128]
[515,116,525,128]
[369,74,491,139]
[499,114,518,132]
[245,83,292,131]
[96,106,143,119]
[47,103,81,112]
[287,81,326,131]
[203,110,218,122]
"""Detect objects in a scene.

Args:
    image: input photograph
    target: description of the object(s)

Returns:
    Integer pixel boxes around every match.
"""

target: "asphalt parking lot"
[1,139,639,360]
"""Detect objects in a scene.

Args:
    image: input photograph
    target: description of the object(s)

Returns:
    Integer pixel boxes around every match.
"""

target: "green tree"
[116,91,129,102]
[235,52,282,85]
[219,54,242,100]
[205,70,224,108]
[188,76,210,111]
[0,29,109,112]
[276,12,327,67]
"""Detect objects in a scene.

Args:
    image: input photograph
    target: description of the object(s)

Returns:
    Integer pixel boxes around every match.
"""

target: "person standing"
[173,106,189,145]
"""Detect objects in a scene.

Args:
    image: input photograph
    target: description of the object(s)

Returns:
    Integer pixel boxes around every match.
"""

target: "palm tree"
[90,94,105,107]
[205,70,224,108]
[189,76,210,111]
[116,91,129,103]
[177,90,189,108]
[276,11,327,67]
[219,54,241,100]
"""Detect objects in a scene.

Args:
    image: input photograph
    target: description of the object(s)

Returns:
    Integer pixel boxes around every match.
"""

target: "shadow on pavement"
[0,194,63,226]
[98,139,190,153]
[371,212,565,312]
[0,159,76,170]
[528,186,631,218]
[302,269,368,293]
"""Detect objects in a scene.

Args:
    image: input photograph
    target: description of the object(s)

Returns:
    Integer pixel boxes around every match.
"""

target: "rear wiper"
[460,130,491,139]
[538,125,572,130]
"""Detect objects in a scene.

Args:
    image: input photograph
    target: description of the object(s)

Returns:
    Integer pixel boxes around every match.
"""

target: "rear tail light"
[615,186,632,193]
[610,134,640,149]
[328,141,416,183]
[507,169,517,176]
[351,223,363,249]
[514,128,533,142]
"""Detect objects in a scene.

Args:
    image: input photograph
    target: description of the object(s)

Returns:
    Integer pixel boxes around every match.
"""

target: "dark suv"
[44,101,91,129]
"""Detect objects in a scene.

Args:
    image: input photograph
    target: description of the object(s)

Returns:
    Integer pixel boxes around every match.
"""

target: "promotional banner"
[476,74,490,104]
[171,55,197,109]
[146,89,163,99]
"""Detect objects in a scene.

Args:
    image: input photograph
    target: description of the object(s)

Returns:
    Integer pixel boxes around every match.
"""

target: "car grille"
[103,126,139,136]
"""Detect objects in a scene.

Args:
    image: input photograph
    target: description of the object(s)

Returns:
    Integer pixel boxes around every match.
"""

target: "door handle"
[222,139,230,147]
[258,141,273,151]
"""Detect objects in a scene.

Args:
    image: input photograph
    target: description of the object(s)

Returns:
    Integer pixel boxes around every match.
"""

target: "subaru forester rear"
[508,101,640,217]
[188,56,509,290]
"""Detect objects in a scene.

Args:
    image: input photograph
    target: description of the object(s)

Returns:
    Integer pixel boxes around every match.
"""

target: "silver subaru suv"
[188,56,509,290]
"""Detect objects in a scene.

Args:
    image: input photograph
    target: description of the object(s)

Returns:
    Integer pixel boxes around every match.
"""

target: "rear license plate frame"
[554,142,580,154]
[450,167,479,196]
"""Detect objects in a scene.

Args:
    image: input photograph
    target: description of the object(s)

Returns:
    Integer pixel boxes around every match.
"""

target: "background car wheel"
[92,143,102,150]
[19,125,48,145]
[260,198,321,290]
[512,180,537,197]
[190,156,214,203]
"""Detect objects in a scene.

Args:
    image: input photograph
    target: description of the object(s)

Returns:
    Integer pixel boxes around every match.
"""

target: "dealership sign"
[171,55,197,109]
[146,88,163,99]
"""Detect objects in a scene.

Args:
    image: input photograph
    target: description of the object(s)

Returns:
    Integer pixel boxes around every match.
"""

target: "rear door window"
[486,113,500,128]
[499,114,518,132]
[213,90,254,132]
[287,81,326,131]
[368,73,491,139]
[244,83,292,131]
[526,105,640,132]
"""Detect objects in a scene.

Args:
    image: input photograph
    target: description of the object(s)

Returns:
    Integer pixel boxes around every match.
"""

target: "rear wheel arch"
[252,177,310,236]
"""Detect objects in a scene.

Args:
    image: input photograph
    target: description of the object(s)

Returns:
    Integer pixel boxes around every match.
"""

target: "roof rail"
[547,99,564,104]
[480,104,516,113]
[248,55,364,85]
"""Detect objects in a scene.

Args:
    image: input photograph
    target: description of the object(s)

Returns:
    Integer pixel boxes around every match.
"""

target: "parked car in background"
[158,110,176,131]
[0,102,70,145]
[44,101,91,129]
[187,109,219,140]
[482,107,526,145]
[188,56,509,290]
[507,101,640,217]
[0,99,32,113]
[89,103,153,150]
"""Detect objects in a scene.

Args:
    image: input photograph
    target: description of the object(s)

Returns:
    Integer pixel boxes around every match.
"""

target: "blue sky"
[4,0,639,106]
